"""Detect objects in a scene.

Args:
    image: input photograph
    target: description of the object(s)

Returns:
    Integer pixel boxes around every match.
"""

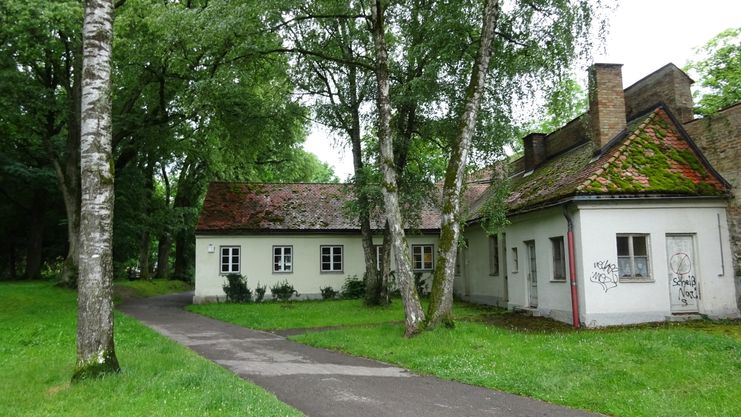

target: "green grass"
[292,320,741,417]
[0,282,303,417]
[187,298,488,330]
[113,278,193,303]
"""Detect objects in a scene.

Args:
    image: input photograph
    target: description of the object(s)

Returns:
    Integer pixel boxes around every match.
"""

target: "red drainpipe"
[563,206,581,329]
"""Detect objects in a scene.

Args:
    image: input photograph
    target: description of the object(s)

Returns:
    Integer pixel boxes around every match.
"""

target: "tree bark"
[427,0,500,328]
[58,46,83,288]
[155,234,170,279]
[74,0,120,380]
[25,190,45,280]
[370,0,425,336]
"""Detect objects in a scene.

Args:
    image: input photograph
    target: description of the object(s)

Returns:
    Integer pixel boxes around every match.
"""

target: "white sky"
[303,0,741,181]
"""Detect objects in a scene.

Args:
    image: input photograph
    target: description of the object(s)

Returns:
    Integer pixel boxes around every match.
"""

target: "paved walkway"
[120,293,603,417]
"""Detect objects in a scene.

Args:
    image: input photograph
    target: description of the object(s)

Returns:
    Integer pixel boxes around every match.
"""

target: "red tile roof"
[198,107,729,233]
[499,107,729,215]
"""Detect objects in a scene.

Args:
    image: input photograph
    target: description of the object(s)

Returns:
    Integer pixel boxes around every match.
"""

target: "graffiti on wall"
[590,260,619,292]
[669,252,698,306]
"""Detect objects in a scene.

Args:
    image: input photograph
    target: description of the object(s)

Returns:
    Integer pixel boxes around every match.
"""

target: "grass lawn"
[113,278,193,303]
[191,297,740,417]
[293,320,740,417]
[187,298,489,330]
[0,282,303,417]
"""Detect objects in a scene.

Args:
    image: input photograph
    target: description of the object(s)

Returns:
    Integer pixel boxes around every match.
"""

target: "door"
[667,234,699,313]
[525,240,538,308]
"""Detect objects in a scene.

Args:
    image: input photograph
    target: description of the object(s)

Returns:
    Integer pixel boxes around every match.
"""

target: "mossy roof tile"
[503,107,728,214]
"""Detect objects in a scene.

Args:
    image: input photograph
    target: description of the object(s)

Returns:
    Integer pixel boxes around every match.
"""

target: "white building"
[194,63,740,327]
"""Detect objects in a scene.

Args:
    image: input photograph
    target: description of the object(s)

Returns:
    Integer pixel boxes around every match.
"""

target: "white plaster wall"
[576,200,739,326]
[194,234,438,303]
[502,207,574,321]
[458,226,508,307]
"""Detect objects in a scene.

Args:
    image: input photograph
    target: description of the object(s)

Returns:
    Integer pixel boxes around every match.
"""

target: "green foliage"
[341,275,365,299]
[319,286,338,300]
[270,280,299,302]
[295,320,741,417]
[254,282,267,303]
[0,282,303,417]
[686,27,741,116]
[222,274,252,303]
[413,273,428,297]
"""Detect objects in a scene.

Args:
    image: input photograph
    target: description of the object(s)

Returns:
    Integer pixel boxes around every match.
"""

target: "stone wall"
[685,104,741,276]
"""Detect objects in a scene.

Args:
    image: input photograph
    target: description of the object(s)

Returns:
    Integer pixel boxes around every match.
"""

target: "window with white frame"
[320,245,343,272]
[488,235,499,276]
[220,246,240,274]
[616,234,651,280]
[412,244,434,271]
[550,236,566,281]
[273,246,293,273]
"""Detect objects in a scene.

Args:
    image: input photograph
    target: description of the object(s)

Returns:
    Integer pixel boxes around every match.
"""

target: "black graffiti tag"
[590,260,619,292]
[669,253,698,306]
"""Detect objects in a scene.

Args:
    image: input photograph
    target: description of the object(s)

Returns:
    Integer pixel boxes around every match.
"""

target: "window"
[220,246,240,274]
[273,246,293,273]
[374,245,384,271]
[550,237,566,281]
[616,234,651,280]
[488,235,499,276]
[511,247,519,272]
[320,245,343,272]
[412,244,434,270]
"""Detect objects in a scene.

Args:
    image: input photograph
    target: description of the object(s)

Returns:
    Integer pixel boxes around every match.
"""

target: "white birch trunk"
[370,0,426,336]
[74,0,120,379]
[427,0,501,327]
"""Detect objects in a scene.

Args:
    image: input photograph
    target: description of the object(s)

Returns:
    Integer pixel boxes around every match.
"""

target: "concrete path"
[120,293,603,417]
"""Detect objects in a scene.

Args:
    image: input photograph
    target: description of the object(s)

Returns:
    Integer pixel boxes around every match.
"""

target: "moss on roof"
[503,107,728,214]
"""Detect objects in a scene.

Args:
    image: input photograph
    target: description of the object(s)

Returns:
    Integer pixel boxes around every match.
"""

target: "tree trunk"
[138,162,155,280]
[344,62,383,306]
[173,230,187,278]
[58,45,83,288]
[9,242,17,280]
[427,0,500,328]
[138,230,151,280]
[380,222,392,305]
[155,234,171,279]
[25,191,45,280]
[370,0,425,336]
[74,0,120,380]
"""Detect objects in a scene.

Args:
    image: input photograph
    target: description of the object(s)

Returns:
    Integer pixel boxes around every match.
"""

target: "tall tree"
[686,27,741,116]
[427,0,500,328]
[74,0,119,379]
[370,0,426,336]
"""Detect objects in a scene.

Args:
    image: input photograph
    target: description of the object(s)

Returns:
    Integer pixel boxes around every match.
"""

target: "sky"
[303,0,741,181]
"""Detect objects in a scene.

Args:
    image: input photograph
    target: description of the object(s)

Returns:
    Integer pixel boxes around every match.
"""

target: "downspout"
[563,205,581,329]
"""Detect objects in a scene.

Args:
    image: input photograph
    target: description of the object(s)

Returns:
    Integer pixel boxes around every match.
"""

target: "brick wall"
[685,104,741,275]
[625,63,695,123]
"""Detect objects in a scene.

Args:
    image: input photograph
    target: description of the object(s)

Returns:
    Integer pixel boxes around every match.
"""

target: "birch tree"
[74,0,119,380]
[370,0,426,336]
[427,0,500,327]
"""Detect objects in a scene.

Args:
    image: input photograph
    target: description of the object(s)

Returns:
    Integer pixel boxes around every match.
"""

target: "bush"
[254,282,267,302]
[320,286,338,300]
[222,273,252,303]
[414,272,428,297]
[270,280,298,301]
[341,275,365,299]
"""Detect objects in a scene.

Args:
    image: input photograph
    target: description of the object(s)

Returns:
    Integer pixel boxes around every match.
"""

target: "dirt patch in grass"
[471,311,574,333]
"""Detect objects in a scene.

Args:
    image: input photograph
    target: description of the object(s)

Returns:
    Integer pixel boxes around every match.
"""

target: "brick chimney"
[523,133,546,171]
[588,63,627,152]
